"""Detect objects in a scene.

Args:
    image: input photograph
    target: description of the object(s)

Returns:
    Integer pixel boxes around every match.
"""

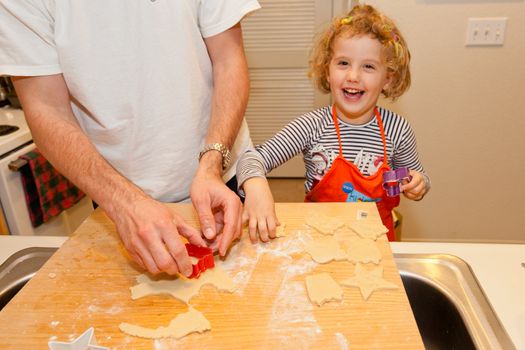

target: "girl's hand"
[242,177,281,243]
[400,170,429,201]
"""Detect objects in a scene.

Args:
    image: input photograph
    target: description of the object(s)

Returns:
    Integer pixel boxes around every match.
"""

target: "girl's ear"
[382,71,394,95]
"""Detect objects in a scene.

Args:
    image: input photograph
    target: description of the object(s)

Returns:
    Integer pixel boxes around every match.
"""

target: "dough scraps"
[342,236,382,264]
[275,223,286,237]
[340,264,398,300]
[305,214,345,235]
[305,273,343,306]
[119,306,210,339]
[130,266,236,304]
[305,236,347,264]
[348,220,388,240]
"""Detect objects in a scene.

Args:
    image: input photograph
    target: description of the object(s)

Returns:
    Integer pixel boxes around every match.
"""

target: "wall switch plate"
[466,17,507,46]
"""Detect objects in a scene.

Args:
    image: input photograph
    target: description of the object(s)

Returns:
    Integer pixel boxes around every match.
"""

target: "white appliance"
[0,107,93,236]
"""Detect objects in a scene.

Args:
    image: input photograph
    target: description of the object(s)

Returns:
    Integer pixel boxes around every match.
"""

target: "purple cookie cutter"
[383,167,411,197]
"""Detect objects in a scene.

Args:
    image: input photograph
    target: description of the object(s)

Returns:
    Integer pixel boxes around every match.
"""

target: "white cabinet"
[242,0,351,176]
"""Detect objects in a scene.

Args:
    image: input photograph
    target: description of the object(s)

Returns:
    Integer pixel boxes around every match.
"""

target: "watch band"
[198,143,231,170]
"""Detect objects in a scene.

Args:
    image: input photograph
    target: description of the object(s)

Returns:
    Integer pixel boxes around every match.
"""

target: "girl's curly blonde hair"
[308,5,411,101]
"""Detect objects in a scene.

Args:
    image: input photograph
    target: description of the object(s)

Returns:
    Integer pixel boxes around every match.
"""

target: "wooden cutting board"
[0,202,423,349]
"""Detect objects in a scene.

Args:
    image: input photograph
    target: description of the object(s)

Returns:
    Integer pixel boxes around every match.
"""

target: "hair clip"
[389,31,401,58]
[391,32,400,42]
[340,16,352,25]
[392,40,402,59]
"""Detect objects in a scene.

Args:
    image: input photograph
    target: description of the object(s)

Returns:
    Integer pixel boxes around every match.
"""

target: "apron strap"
[374,108,389,161]
[331,105,344,156]
[330,105,389,161]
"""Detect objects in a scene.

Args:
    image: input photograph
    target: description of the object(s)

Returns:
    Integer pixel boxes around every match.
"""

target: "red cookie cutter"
[186,243,215,279]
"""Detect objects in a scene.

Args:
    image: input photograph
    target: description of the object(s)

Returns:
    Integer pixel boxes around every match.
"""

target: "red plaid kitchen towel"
[19,149,85,227]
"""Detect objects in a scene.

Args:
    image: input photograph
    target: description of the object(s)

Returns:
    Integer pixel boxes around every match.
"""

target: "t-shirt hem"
[201,1,261,38]
[0,64,62,76]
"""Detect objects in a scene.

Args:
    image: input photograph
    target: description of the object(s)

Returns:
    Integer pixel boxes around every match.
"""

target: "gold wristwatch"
[198,143,231,170]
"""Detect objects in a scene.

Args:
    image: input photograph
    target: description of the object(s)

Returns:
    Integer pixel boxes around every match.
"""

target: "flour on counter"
[268,279,321,348]
[88,305,123,315]
[335,332,350,350]
[220,238,259,292]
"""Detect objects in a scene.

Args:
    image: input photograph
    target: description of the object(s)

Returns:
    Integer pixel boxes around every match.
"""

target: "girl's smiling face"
[328,35,391,124]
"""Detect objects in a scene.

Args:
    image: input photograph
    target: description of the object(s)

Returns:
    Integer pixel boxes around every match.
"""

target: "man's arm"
[204,22,250,151]
[190,22,249,255]
[12,74,205,275]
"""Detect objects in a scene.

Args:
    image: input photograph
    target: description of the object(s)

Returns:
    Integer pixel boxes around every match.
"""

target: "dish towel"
[19,149,85,227]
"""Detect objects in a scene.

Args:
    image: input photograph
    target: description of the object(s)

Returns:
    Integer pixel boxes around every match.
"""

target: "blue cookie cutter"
[382,167,411,197]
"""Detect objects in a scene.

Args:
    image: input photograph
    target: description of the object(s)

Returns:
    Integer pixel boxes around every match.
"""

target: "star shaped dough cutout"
[340,264,398,300]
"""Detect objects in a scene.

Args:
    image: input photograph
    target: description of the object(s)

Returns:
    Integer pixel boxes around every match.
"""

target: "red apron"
[305,105,399,241]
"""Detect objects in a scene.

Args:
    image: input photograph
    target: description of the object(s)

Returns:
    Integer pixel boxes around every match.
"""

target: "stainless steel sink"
[0,248,517,349]
[395,253,516,350]
[0,247,57,310]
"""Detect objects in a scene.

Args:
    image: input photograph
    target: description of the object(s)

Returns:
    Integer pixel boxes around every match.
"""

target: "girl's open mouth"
[343,88,364,99]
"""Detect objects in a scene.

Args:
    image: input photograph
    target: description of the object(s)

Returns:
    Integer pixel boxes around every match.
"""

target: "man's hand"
[190,154,243,256]
[190,21,247,255]
[112,197,207,276]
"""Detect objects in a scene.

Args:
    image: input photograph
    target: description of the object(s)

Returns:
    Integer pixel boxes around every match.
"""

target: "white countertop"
[1,236,523,349]
[0,235,67,264]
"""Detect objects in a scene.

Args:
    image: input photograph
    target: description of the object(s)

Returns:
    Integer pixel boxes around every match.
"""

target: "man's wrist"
[198,143,231,170]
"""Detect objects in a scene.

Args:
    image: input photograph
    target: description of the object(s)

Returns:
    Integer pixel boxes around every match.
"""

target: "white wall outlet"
[466,17,507,46]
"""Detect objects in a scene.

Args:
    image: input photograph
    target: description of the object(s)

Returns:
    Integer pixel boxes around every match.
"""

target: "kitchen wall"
[363,0,525,242]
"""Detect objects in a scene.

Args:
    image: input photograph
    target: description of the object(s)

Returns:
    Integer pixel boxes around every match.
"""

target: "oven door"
[0,142,93,235]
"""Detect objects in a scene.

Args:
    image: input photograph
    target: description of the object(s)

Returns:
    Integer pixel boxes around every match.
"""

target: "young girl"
[237,5,430,242]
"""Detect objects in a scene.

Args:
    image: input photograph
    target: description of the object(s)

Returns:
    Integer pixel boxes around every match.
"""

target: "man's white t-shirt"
[0,0,260,202]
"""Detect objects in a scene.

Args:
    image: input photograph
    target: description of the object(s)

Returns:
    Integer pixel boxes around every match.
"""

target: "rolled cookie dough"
[348,220,388,240]
[130,266,235,304]
[275,223,286,237]
[343,236,382,264]
[119,307,210,339]
[305,236,347,264]
[305,272,343,306]
[306,214,345,235]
